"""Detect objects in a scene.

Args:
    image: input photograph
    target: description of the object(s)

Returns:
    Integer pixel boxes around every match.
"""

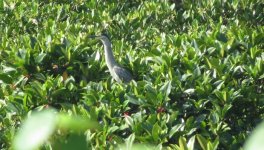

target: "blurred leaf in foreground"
[13,109,57,150]
[244,121,264,150]
[118,144,156,150]
[13,109,99,150]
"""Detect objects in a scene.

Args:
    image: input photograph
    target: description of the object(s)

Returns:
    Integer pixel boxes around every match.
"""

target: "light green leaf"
[160,80,172,97]
[3,65,16,73]
[184,89,195,95]
[152,122,161,142]
[187,136,196,150]
[179,136,188,150]
[169,124,184,138]
[244,121,264,150]
[125,94,142,105]
[13,109,58,150]
[126,133,135,150]
[125,115,134,127]
[35,53,46,64]
[196,134,207,150]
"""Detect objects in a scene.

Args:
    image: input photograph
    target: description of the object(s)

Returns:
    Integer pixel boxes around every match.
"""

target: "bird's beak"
[89,35,100,39]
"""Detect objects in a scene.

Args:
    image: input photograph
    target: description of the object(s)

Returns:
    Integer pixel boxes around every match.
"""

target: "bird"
[89,34,133,83]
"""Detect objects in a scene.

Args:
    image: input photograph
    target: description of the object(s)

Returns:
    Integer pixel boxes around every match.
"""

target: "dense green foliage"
[0,0,263,149]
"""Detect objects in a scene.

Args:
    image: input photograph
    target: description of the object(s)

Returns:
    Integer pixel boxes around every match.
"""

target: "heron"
[90,34,132,83]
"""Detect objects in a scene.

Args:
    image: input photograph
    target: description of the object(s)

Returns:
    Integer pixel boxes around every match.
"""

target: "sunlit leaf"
[160,80,172,97]
[35,53,46,64]
[244,121,264,150]
[13,109,58,150]
[197,134,207,150]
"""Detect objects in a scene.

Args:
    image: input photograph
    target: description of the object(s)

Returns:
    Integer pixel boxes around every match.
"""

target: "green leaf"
[125,115,134,127]
[160,80,172,97]
[57,114,99,131]
[54,134,87,150]
[170,3,175,10]
[184,88,195,95]
[152,122,161,142]
[205,57,212,69]
[169,124,184,138]
[35,53,46,64]
[196,134,207,150]
[13,109,58,150]
[0,73,12,84]
[179,136,188,150]
[187,136,196,150]
[51,88,68,98]
[107,126,119,134]
[125,133,135,150]
[3,65,16,73]
[244,121,264,150]
[118,144,155,150]
[125,94,142,105]
[212,137,219,150]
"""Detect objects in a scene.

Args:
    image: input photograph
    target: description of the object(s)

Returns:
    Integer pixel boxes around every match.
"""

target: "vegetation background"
[0,0,263,149]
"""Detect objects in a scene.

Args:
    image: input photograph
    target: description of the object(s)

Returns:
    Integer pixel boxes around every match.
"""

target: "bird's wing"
[113,65,132,83]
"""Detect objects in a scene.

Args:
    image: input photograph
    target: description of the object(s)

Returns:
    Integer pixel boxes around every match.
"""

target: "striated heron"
[90,34,132,83]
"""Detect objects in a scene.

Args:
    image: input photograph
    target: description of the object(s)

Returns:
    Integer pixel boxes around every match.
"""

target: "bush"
[0,0,263,149]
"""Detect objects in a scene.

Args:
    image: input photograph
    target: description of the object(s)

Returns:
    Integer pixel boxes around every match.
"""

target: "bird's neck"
[102,40,117,69]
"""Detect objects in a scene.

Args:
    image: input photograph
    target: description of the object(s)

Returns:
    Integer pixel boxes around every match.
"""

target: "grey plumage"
[90,34,132,83]
[112,65,132,83]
